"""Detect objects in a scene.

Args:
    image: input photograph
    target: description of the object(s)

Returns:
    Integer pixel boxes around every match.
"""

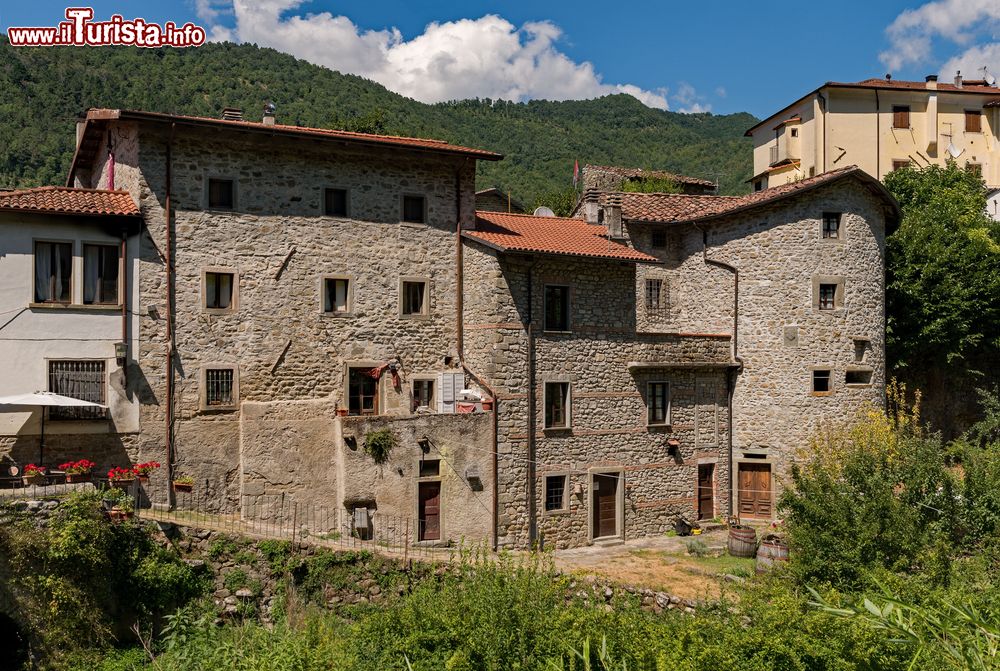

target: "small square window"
[966,163,983,177]
[403,195,426,223]
[647,382,670,426]
[83,244,119,305]
[818,283,837,310]
[413,379,435,411]
[893,106,910,129]
[205,368,235,407]
[544,285,570,331]
[544,382,570,429]
[401,280,428,316]
[205,271,235,310]
[846,370,873,385]
[753,180,763,192]
[324,188,348,217]
[892,160,911,171]
[822,212,841,239]
[323,277,351,314]
[790,128,799,137]
[812,369,831,394]
[545,475,567,511]
[651,231,667,249]
[208,178,234,210]
[419,459,440,477]
[33,241,72,303]
[965,110,982,133]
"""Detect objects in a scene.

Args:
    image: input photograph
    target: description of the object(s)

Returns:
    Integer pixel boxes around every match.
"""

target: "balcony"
[769,142,799,167]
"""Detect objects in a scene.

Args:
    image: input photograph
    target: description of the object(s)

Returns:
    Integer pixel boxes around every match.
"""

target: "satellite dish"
[946,142,963,159]
[533,206,555,217]
[987,73,997,87]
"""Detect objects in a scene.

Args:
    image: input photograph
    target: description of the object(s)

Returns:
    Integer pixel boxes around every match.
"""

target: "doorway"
[697,463,715,520]
[737,463,772,518]
[418,481,441,541]
[591,473,620,539]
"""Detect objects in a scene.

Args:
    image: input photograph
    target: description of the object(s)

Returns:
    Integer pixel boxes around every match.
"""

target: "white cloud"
[673,82,711,114]
[880,0,1000,72]
[198,1,671,109]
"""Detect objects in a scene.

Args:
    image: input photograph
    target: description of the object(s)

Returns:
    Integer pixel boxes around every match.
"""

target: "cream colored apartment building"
[746,73,1000,217]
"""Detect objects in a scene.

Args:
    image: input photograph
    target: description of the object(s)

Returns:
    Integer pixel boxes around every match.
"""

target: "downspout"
[693,223,743,516]
[463,364,500,551]
[875,89,881,179]
[525,259,539,547]
[120,232,127,365]
[455,164,465,359]
[165,124,176,507]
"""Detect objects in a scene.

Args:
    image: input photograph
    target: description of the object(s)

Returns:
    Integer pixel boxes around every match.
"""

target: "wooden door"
[697,464,715,520]
[738,463,772,518]
[418,481,441,541]
[592,474,619,539]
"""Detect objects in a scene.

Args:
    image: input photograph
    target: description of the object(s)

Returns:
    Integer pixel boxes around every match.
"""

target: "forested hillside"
[0,38,755,200]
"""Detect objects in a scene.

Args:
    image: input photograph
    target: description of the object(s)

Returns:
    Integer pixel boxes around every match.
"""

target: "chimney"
[954,70,963,88]
[263,102,276,126]
[925,74,938,90]
[582,188,601,224]
[221,107,243,121]
[604,194,623,239]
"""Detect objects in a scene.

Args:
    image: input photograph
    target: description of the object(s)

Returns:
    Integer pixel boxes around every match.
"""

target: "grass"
[681,553,756,576]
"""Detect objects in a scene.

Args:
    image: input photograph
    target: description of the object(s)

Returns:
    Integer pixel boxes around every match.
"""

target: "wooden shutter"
[892,106,909,129]
[438,372,464,413]
[966,110,982,133]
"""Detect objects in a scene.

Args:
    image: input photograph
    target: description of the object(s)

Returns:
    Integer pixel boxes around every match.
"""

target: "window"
[34,241,72,303]
[204,271,235,310]
[348,367,378,415]
[790,128,798,137]
[419,459,440,477]
[204,368,235,407]
[651,231,667,249]
[892,106,910,129]
[83,244,119,305]
[812,369,831,394]
[412,379,435,411]
[544,475,567,511]
[753,180,763,192]
[846,369,873,385]
[324,188,348,217]
[966,163,983,177]
[818,283,837,310]
[48,360,106,420]
[966,109,982,133]
[401,280,428,317]
[402,195,426,223]
[647,382,670,426]
[892,160,911,171]
[645,278,668,314]
[544,285,570,331]
[208,178,234,210]
[822,212,841,239]
[544,382,570,429]
[323,277,351,314]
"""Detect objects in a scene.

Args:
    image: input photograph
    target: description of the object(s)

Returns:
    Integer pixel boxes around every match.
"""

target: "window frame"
[966,162,983,177]
[965,109,982,134]
[201,267,239,314]
[892,105,910,129]
[323,187,349,217]
[206,176,236,211]
[82,242,121,306]
[845,368,874,387]
[411,376,437,412]
[543,380,571,430]
[543,473,570,513]
[650,230,667,249]
[811,368,833,396]
[200,364,239,411]
[543,284,571,332]
[47,359,107,421]
[401,194,427,224]
[32,239,74,305]
[646,381,671,427]
[821,212,842,240]
[812,276,845,312]
[346,365,380,416]
[320,274,354,316]
[399,276,431,319]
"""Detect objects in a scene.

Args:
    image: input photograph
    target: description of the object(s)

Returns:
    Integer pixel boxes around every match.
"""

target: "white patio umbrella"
[0,391,107,466]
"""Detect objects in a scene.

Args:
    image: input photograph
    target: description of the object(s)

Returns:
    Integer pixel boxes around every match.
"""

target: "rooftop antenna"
[982,66,997,87]
[533,206,555,217]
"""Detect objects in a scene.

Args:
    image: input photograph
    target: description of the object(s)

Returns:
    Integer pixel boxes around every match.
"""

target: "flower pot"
[481,400,494,411]
[336,408,349,417]
[65,472,90,484]
[111,479,135,490]
[22,474,46,487]
[110,506,134,522]
[173,482,192,493]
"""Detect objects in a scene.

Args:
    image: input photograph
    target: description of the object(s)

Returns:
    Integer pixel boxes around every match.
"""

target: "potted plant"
[133,461,161,483]
[59,459,96,484]
[108,466,136,489]
[172,475,194,493]
[22,464,46,487]
[110,493,135,521]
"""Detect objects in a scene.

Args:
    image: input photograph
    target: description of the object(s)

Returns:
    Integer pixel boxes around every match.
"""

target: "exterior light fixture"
[666,438,681,457]
[417,436,431,453]
[114,341,128,367]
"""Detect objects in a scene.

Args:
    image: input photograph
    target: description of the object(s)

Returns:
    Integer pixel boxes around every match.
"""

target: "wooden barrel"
[727,525,757,558]
[755,537,790,573]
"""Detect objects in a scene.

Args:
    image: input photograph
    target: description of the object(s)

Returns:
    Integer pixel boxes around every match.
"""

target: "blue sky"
[4,1,1000,118]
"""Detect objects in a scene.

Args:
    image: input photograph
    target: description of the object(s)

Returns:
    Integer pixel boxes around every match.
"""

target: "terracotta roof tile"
[0,186,139,217]
[584,165,715,187]
[465,211,658,262]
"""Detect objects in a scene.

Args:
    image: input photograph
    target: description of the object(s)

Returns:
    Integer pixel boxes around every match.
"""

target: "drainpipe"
[165,124,176,507]
[463,364,500,550]
[875,89,881,179]
[818,92,828,174]
[120,231,127,369]
[693,223,743,516]
[455,164,465,359]
[525,259,539,547]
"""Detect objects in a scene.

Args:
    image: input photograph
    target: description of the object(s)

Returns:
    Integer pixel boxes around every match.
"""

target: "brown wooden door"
[418,481,441,541]
[592,474,619,538]
[738,463,772,518]
[697,464,715,520]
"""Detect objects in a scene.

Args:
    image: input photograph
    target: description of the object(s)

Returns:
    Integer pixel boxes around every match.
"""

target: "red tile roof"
[608,166,897,224]
[465,211,658,262]
[584,165,716,188]
[0,186,139,217]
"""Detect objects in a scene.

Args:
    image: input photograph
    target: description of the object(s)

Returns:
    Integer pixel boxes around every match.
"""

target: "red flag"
[572,160,579,187]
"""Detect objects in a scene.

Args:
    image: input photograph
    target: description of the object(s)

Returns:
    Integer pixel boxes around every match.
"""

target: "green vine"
[363,428,396,465]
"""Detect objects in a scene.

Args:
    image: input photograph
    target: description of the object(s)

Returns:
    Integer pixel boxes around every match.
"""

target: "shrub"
[363,428,396,465]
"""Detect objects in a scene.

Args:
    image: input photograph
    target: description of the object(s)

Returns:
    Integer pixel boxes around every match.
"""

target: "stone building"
[475,187,526,214]
[581,165,717,196]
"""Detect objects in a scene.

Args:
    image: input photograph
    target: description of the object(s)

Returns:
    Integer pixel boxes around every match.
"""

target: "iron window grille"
[645,278,669,316]
[651,231,667,249]
[48,360,106,420]
[545,475,566,511]
[205,368,235,407]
